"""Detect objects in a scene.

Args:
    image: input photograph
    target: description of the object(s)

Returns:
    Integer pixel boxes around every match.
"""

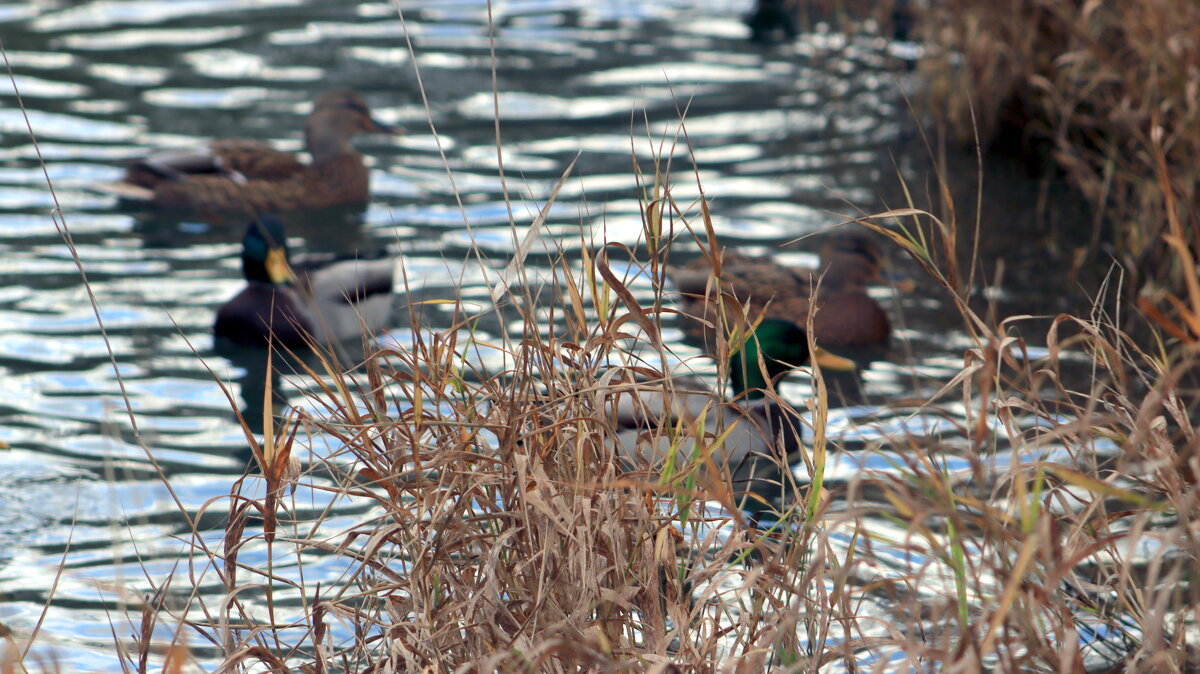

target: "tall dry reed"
[919,0,1200,301]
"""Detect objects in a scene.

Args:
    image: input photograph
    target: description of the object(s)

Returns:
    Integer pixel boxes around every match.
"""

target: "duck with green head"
[611,318,854,510]
[111,89,398,215]
[214,216,395,349]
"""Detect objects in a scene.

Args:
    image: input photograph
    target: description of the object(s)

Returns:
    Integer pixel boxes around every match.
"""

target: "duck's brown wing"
[148,155,369,214]
[811,291,890,347]
[148,174,277,213]
[123,139,303,191]
[123,148,229,189]
[672,252,815,337]
[722,260,890,348]
[209,139,304,181]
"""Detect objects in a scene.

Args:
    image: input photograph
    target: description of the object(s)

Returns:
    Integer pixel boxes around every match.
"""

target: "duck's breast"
[306,154,371,206]
[214,283,317,347]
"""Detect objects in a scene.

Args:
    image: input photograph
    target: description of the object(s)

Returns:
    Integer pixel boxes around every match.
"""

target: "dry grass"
[101,164,1198,672]
[918,0,1200,301]
[160,168,864,671]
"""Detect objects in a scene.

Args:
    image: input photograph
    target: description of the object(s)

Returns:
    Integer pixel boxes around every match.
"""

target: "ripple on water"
[0,186,100,210]
[57,25,247,50]
[344,45,412,66]
[268,19,426,46]
[11,304,171,334]
[85,62,172,87]
[142,86,275,109]
[0,449,94,536]
[369,172,424,200]
[439,226,581,256]
[1,75,90,99]
[182,50,324,82]
[580,62,771,87]
[555,173,640,199]
[32,0,301,32]
[0,333,132,366]
[0,163,122,188]
[458,91,673,122]
[388,201,531,229]
[0,108,138,143]
[462,145,561,173]
[680,109,827,138]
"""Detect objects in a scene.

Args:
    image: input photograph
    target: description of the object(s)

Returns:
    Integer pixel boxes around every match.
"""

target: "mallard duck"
[214,216,395,348]
[110,89,396,215]
[746,0,798,43]
[671,231,892,352]
[610,318,855,509]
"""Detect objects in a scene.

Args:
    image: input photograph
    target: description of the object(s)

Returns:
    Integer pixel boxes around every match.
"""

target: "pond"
[0,0,1127,670]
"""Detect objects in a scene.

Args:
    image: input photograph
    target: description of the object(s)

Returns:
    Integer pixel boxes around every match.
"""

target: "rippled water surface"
[0,0,1119,670]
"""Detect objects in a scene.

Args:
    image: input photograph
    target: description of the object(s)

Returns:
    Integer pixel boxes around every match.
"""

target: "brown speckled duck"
[112,89,396,215]
[671,231,893,351]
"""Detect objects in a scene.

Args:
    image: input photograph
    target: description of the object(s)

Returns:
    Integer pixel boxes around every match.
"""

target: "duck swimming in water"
[213,216,395,349]
[671,231,893,353]
[745,0,799,43]
[610,318,854,510]
[110,89,397,215]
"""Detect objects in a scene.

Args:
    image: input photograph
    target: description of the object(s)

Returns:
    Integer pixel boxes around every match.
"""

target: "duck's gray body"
[608,377,802,507]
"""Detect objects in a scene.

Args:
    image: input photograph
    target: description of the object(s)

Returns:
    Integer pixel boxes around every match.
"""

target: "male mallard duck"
[214,216,395,348]
[671,231,892,352]
[611,318,854,508]
[112,89,396,215]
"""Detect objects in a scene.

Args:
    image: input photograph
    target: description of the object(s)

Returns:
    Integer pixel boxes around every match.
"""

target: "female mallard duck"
[671,231,892,352]
[611,318,854,509]
[112,89,396,215]
[214,216,395,348]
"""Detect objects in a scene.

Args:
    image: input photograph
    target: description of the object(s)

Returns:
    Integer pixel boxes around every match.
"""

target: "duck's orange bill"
[812,347,857,372]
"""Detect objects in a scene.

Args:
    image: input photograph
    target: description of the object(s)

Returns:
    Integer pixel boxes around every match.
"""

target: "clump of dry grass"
[110,164,1200,672]
[918,0,1200,297]
[132,168,865,671]
[859,200,1200,670]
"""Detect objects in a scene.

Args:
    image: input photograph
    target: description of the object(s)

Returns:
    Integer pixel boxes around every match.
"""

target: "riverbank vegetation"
[918,0,1200,314]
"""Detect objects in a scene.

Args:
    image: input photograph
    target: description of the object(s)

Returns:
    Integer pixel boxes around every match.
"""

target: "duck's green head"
[728,318,855,397]
[242,216,294,285]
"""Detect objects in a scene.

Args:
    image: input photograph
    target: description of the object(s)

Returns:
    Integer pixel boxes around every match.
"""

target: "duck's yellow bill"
[265,248,295,285]
[812,347,857,372]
